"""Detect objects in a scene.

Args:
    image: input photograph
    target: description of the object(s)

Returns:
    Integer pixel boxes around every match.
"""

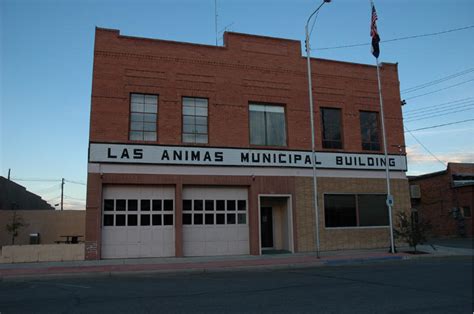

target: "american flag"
[370,2,380,58]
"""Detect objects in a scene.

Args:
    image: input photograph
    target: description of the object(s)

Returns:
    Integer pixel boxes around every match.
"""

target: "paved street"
[0,256,472,314]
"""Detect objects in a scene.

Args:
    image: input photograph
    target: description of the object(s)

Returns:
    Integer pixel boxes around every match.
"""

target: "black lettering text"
[107,148,117,159]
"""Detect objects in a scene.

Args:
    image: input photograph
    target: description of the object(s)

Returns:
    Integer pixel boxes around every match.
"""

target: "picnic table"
[55,235,83,244]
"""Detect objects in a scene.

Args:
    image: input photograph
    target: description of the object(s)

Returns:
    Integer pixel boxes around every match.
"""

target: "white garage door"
[182,187,249,256]
[101,185,175,259]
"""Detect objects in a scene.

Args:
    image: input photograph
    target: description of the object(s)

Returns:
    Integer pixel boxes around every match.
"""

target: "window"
[102,198,174,227]
[358,195,389,226]
[249,104,286,146]
[129,93,158,141]
[462,206,471,218]
[324,194,389,228]
[182,199,247,225]
[359,111,380,151]
[321,108,343,149]
[325,195,357,227]
[182,97,208,144]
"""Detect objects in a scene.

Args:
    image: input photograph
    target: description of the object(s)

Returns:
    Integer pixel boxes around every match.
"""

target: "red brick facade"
[86,28,409,260]
[90,28,404,153]
[409,163,473,238]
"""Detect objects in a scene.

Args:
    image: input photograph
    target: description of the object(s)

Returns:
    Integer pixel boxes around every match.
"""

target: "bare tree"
[394,211,431,253]
[5,211,27,245]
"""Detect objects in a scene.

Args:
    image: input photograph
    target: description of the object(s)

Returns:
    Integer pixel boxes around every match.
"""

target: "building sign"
[89,143,407,171]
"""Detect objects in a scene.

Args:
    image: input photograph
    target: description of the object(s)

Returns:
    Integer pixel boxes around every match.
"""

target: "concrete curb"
[1,250,472,281]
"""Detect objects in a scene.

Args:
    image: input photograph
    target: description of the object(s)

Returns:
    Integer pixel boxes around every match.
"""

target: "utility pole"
[7,168,11,180]
[60,178,64,211]
[305,0,331,258]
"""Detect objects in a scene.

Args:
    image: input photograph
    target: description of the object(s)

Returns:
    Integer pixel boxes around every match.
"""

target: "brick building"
[86,28,410,260]
[1,177,54,210]
[409,163,473,238]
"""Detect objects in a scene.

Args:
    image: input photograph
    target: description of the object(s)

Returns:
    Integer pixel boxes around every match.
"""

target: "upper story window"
[321,107,343,149]
[182,97,208,144]
[359,111,380,151]
[129,93,158,141]
[249,104,286,147]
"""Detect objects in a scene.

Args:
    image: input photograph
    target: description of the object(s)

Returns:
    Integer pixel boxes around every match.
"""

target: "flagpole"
[375,57,395,254]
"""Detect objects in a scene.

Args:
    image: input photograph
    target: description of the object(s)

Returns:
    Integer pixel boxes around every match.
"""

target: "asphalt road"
[0,256,472,314]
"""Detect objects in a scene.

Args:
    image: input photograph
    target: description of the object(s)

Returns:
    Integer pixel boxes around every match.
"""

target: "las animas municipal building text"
[89,143,406,171]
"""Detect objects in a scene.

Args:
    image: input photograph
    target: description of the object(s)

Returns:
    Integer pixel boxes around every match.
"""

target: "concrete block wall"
[0,210,85,246]
[0,244,85,263]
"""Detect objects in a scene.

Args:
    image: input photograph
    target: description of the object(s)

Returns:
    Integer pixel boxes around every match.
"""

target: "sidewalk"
[1,244,472,280]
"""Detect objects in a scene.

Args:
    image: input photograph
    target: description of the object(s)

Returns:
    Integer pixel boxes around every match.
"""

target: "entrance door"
[261,207,274,248]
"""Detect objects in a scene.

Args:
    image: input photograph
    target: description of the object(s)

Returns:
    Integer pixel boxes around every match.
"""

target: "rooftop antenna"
[214,0,218,46]
[218,23,235,45]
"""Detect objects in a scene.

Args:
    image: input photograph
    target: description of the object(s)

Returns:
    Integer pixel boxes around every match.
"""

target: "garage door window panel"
[152,214,162,226]
[104,199,114,211]
[141,200,151,211]
[116,200,126,211]
[216,200,225,211]
[194,214,203,225]
[205,214,214,225]
[128,199,138,211]
[163,214,173,225]
[128,215,138,226]
[216,214,225,224]
[152,200,162,211]
[183,198,246,226]
[141,215,150,226]
[116,215,126,226]
[164,200,174,211]
[205,200,214,211]
[104,215,114,226]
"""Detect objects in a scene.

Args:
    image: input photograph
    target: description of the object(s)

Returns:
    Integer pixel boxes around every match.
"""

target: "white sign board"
[89,143,407,171]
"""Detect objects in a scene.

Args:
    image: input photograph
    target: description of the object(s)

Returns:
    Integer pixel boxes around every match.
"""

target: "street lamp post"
[305,0,331,258]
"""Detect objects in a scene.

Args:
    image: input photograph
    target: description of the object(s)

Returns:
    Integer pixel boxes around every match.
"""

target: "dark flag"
[370,2,380,58]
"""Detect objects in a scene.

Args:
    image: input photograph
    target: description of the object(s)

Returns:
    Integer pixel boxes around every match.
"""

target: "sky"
[1,0,473,210]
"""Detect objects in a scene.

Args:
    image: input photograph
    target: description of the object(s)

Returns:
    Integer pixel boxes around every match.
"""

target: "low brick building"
[86,28,410,260]
[0,177,54,210]
[409,163,473,238]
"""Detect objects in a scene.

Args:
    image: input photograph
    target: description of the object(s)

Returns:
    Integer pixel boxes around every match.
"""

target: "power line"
[404,79,474,100]
[403,97,473,114]
[401,68,474,94]
[30,183,62,194]
[406,119,474,132]
[12,178,61,182]
[405,106,474,122]
[404,101,474,117]
[64,179,86,186]
[316,25,474,51]
[404,102,474,118]
[64,194,86,201]
[405,128,447,167]
[404,102,474,119]
[46,196,61,202]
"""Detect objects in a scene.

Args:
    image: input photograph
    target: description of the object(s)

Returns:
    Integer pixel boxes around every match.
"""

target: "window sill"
[324,226,390,230]
[249,144,288,150]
